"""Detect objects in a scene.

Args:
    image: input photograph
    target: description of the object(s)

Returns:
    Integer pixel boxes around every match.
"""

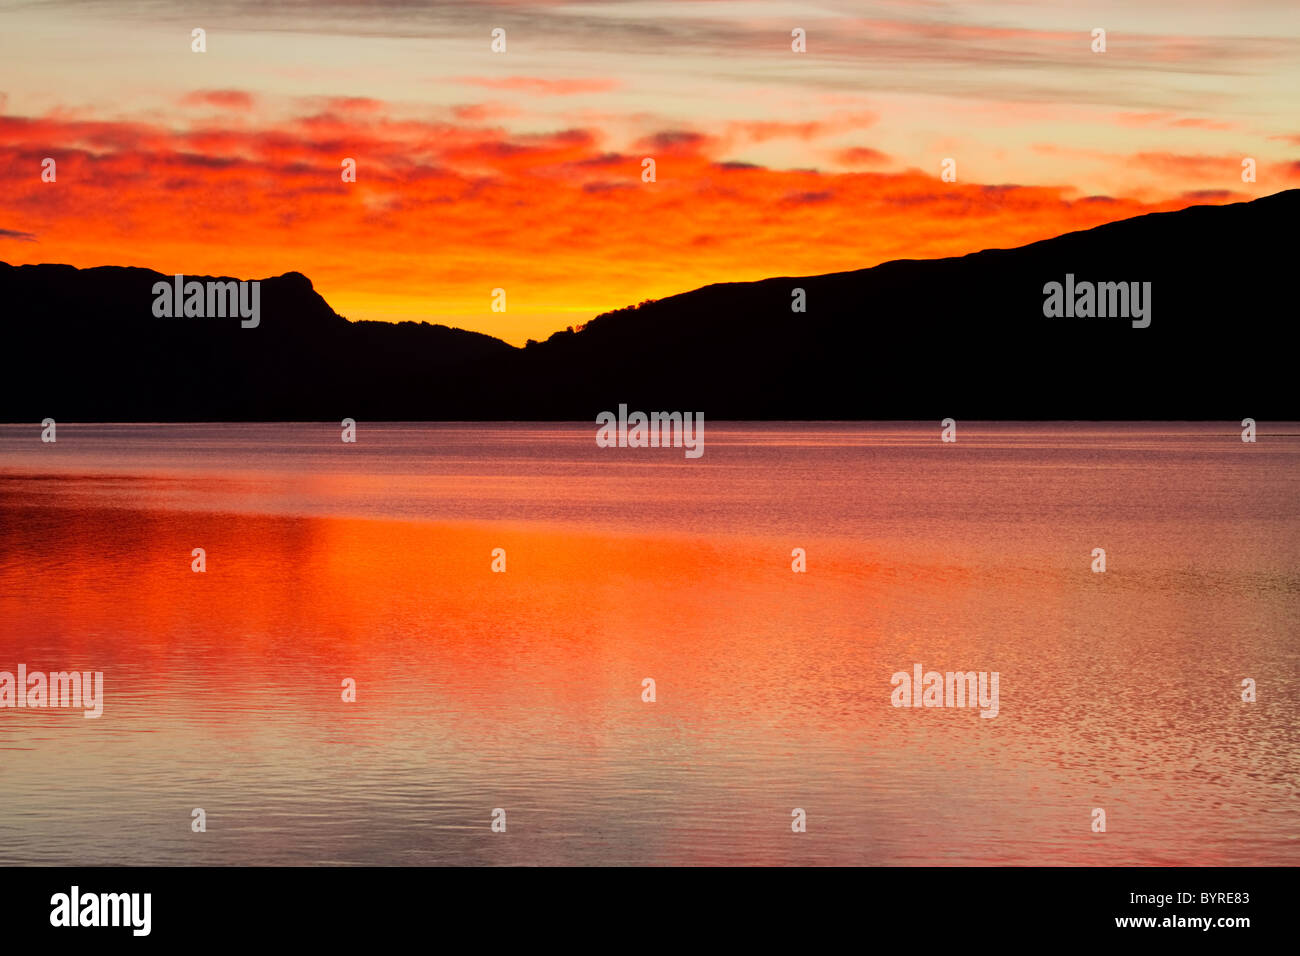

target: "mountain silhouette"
[2,189,1295,421]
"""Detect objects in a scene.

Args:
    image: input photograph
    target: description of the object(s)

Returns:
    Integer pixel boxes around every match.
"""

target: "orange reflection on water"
[1,425,1297,866]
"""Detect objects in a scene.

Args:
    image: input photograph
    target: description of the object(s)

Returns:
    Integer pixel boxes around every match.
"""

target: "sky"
[0,0,1297,344]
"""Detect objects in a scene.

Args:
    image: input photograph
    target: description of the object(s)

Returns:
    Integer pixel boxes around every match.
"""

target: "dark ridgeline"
[1,189,1295,421]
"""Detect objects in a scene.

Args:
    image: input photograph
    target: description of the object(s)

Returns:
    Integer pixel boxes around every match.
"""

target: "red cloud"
[321,97,386,113]
[835,147,892,167]
[181,90,256,110]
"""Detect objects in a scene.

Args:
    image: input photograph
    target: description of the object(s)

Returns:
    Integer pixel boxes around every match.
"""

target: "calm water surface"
[0,422,1296,865]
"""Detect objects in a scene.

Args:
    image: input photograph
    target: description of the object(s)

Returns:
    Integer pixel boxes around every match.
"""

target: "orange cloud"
[319,96,387,114]
[452,103,522,122]
[725,112,879,144]
[1115,112,1237,132]
[1132,152,1251,178]
[453,76,620,96]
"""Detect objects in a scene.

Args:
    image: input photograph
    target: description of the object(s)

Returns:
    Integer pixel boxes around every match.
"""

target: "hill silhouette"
[2,190,1295,420]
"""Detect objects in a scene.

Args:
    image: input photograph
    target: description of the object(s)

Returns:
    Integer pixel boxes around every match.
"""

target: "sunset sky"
[1,0,1297,344]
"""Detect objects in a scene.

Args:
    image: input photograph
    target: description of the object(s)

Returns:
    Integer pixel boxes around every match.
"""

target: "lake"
[0,422,1296,865]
